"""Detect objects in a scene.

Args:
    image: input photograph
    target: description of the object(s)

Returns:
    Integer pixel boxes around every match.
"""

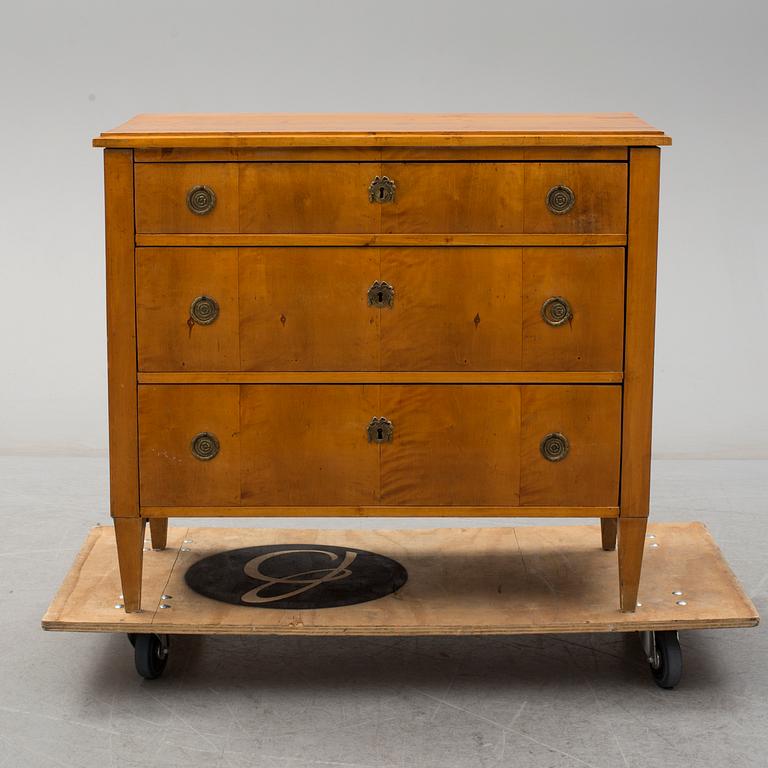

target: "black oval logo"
[184,544,408,609]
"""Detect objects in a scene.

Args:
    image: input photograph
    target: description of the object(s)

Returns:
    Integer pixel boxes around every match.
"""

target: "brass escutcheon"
[367,417,394,443]
[368,176,396,204]
[367,280,395,308]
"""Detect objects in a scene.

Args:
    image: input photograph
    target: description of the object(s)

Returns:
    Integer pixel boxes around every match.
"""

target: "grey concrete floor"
[0,457,766,768]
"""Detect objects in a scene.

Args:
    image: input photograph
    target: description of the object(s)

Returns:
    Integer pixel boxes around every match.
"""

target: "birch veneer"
[94,113,670,612]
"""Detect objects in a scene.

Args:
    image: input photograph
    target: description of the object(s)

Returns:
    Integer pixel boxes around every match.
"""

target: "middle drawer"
[136,247,625,372]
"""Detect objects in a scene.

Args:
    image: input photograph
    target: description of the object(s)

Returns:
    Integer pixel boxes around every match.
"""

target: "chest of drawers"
[94,113,670,613]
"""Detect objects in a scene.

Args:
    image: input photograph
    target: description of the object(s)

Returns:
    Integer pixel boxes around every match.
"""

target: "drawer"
[134,163,239,234]
[138,384,621,507]
[378,162,627,234]
[134,162,627,234]
[136,247,624,372]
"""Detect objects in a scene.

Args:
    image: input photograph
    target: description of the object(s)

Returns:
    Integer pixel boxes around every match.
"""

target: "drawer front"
[136,247,380,371]
[239,163,380,233]
[240,385,381,506]
[382,247,624,371]
[138,384,620,508]
[522,163,627,234]
[378,163,626,234]
[377,163,523,233]
[134,162,627,234]
[138,384,241,507]
[135,163,238,233]
[520,247,624,371]
[139,384,380,507]
[379,385,620,506]
[136,247,624,372]
[519,386,622,506]
[379,385,520,505]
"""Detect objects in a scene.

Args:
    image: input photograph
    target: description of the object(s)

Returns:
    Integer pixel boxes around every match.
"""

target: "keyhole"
[378,185,385,201]
[377,427,384,441]
[377,291,384,304]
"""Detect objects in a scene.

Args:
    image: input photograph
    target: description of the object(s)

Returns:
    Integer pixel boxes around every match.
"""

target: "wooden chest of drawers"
[94,113,670,613]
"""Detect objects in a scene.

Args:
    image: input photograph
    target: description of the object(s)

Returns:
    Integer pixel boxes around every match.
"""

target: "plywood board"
[43,523,758,635]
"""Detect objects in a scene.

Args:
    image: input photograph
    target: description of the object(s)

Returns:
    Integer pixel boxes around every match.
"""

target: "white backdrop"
[1,0,766,457]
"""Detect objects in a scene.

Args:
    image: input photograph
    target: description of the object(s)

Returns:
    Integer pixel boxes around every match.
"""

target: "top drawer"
[134,162,627,235]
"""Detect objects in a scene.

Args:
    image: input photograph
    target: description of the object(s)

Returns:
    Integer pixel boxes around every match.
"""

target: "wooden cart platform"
[43,522,757,636]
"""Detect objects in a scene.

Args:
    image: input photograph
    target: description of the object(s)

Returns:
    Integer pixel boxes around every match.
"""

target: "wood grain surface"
[138,385,241,507]
[95,115,671,623]
[137,384,621,509]
[135,162,238,233]
[520,385,622,506]
[619,516,649,611]
[239,248,380,371]
[135,247,624,373]
[239,385,381,507]
[103,149,139,519]
[379,247,522,371]
[137,247,240,371]
[133,146,629,162]
[379,385,521,505]
[135,233,627,247]
[43,523,755,632]
[621,147,661,518]
[137,371,623,384]
[94,112,671,148]
[521,247,625,371]
[523,163,627,234]
[135,162,627,235]
[112,518,146,612]
[239,163,379,233]
[378,163,524,233]
[139,505,619,518]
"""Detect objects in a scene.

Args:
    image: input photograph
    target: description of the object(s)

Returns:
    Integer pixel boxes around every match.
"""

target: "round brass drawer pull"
[540,432,569,462]
[186,185,217,215]
[369,176,396,204]
[191,432,220,461]
[546,185,575,215]
[367,280,395,308]
[367,417,394,443]
[190,295,219,325]
[541,296,572,326]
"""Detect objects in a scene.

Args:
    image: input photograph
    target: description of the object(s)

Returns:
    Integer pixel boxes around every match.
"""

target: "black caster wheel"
[643,630,682,689]
[133,634,170,679]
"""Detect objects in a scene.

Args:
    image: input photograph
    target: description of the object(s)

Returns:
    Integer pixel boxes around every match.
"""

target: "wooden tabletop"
[94,113,671,148]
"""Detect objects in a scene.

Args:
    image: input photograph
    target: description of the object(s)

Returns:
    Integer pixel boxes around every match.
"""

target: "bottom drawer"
[138,384,621,508]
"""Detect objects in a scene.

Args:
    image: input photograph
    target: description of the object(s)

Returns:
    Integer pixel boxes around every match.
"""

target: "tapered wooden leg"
[618,516,648,612]
[148,518,168,550]
[114,517,146,613]
[600,518,618,551]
